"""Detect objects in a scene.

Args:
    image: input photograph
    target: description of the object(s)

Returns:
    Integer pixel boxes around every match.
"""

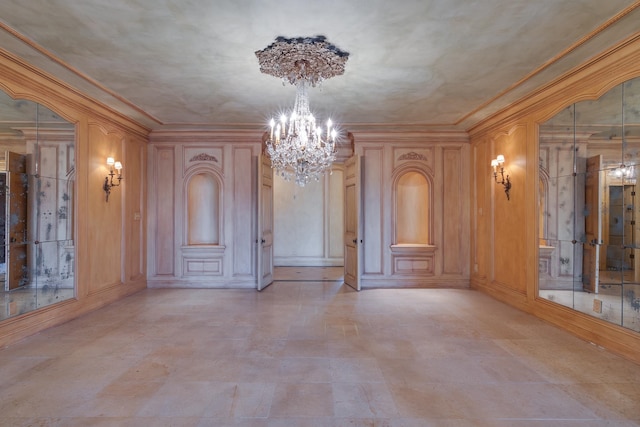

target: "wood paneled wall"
[0,49,148,348]
[355,132,470,287]
[146,131,261,288]
[469,34,640,364]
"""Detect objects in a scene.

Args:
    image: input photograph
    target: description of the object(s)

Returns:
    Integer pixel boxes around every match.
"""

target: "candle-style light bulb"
[107,157,115,166]
[280,114,287,137]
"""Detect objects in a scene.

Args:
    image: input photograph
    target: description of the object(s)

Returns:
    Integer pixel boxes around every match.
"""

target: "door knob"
[261,239,266,244]
[352,239,357,244]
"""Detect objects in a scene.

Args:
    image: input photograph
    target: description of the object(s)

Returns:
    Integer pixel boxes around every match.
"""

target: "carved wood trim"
[397,151,428,161]
[189,153,218,162]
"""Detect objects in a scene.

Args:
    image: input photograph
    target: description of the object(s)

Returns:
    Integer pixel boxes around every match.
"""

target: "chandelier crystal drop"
[266,81,337,186]
[256,36,349,186]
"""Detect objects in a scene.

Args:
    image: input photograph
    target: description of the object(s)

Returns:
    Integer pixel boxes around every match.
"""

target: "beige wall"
[470,34,640,364]
[0,48,148,347]
[273,167,344,267]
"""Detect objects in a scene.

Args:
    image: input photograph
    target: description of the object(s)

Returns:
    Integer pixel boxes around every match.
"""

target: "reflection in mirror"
[0,89,75,321]
[539,77,640,333]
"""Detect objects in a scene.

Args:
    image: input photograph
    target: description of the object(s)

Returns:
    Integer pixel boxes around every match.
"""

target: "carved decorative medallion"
[255,36,349,86]
[190,153,218,162]
[398,152,428,161]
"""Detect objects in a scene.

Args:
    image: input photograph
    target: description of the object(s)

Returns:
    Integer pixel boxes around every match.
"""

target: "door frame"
[344,155,362,291]
[257,154,274,291]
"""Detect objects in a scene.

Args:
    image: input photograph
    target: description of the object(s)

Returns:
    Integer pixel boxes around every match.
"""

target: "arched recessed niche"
[187,173,219,245]
[396,171,429,244]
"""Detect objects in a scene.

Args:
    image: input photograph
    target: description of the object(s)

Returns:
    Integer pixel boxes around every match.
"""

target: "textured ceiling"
[0,0,638,132]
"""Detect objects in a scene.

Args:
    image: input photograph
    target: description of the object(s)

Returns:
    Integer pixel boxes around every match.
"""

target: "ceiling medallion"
[256,36,349,186]
[256,36,349,87]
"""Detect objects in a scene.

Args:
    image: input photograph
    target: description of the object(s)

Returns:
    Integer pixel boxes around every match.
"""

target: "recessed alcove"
[395,171,430,245]
[390,168,436,277]
[187,172,220,246]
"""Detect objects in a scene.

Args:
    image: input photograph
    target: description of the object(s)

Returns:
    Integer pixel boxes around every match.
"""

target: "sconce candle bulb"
[103,157,123,202]
[490,154,511,200]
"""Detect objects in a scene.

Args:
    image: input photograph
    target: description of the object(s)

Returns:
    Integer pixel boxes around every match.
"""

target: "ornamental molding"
[255,35,349,86]
[189,153,218,162]
[398,152,428,161]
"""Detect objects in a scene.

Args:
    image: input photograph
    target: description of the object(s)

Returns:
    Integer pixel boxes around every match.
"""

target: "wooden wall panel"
[472,140,489,280]
[442,147,463,274]
[491,125,528,294]
[233,146,253,276]
[124,136,146,282]
[328,168,345,260]
[88,124,124,292]
[362,147,384,275]
[154,147,175,275]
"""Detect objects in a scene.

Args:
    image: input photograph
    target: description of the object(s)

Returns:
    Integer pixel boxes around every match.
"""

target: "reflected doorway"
[606,185,634,273]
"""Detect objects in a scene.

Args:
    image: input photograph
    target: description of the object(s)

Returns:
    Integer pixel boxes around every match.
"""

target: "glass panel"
[34,240,74,309]
[538,75,640,333]
[539,174,577,309]
[0,89,75,321]
[34,176,74,243]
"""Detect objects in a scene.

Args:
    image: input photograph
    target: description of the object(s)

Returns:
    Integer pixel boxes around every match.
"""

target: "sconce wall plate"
[103,157,123,202]
[491,154,511,200]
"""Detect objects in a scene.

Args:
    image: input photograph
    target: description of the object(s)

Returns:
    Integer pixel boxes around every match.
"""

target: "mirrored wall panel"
[539,77,640,333]
[0,89,75,321]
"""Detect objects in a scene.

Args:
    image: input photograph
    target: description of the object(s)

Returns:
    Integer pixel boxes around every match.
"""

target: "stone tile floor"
[0,279,639,426]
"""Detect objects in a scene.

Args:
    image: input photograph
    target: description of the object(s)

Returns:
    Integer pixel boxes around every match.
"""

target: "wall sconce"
[491,154,511,200]
[611,164,635,179]
[103,157,123,202]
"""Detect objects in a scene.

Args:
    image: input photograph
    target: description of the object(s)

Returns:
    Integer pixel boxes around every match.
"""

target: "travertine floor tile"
[0,272,638,426]
[269,383,334,417]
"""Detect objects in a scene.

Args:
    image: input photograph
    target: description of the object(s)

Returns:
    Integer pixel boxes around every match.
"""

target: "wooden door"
[582,155,602,293]
[257,155,274,291]
[344,155,362,291]
[5,152,28,291]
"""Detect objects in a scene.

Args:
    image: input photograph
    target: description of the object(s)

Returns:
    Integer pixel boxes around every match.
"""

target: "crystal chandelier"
[256,36,349,186]
[266,81,337,186]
